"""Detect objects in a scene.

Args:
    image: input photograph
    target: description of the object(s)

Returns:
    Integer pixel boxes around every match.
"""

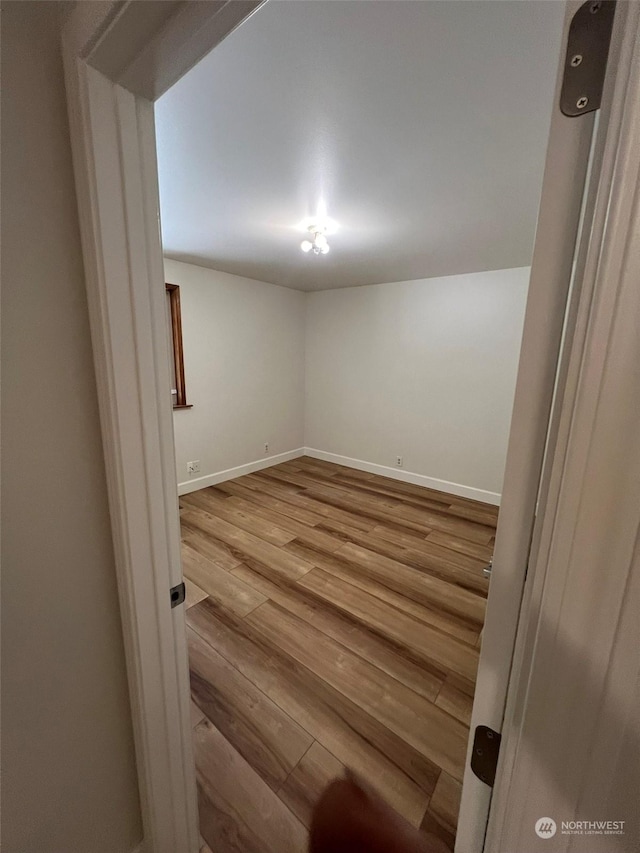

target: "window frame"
[165,282,191,409]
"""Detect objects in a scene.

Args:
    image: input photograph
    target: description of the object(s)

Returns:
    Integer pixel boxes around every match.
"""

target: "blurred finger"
[310,773,451,853]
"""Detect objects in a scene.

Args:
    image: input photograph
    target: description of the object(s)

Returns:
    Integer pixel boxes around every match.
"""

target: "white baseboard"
[177,445,501,505]
[177,448,305,496]
[303,447,501,506]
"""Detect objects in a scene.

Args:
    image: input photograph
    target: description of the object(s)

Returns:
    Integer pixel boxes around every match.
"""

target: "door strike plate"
[471,725,502,787]
[170,581,186,608]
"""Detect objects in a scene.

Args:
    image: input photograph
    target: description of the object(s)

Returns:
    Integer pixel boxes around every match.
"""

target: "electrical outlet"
[187,460,200,476]
[396,456,403,467]
[264,443,269,454]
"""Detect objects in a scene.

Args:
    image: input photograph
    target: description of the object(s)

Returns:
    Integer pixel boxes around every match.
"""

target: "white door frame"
[487,4,640,848]
[62,3,640,852]
[63,4,264,852]
[456,1,595,844]
[457,2,635,848]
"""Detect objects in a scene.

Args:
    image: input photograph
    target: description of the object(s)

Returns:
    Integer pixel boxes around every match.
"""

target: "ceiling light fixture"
[301,223,331,255]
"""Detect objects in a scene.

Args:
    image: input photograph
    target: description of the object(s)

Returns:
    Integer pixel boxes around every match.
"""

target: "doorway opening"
[154,2,565,850]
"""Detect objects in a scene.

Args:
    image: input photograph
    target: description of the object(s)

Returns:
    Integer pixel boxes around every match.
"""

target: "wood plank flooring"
[181,456,497,852]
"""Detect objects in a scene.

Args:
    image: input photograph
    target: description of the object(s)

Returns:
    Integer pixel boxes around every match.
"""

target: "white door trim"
[63,4,262,851]
[61,3,639,852]
[63,59,199,853]
[460,4,640,850]
[487,3,640,848]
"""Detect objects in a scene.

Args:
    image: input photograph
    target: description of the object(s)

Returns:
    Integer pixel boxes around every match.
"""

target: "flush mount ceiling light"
[301,223,331,255]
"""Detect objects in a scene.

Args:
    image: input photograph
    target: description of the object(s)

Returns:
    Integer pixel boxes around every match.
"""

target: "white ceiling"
[156,0,564,292]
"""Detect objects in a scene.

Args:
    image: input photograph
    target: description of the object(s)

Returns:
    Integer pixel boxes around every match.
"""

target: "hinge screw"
[570,54,583,67]
[576,96,589,110]
[590,1,602,12]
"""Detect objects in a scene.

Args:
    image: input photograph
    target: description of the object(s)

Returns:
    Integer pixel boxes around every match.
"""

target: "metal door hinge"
[471,725,502,787]
[560,0,616,117]
[170,581,186,608]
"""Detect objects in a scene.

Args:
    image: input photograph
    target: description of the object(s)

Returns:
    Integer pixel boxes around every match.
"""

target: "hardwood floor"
[181,456,497,852]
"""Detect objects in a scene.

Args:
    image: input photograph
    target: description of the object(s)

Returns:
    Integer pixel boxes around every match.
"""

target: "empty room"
[154,1,562,850]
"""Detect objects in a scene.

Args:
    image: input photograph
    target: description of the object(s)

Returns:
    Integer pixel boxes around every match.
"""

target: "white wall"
[165,260,306,493]
[305,268,530,501]
[1,3,142,851]
[169,261,527,502]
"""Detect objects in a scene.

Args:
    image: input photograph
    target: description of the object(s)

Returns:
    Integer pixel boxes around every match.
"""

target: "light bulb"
[321,243,330,254]
[301,240,312,253]
[315,234,328,250]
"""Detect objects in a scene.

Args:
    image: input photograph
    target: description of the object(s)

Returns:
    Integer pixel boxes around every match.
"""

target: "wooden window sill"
[173,404,193,410]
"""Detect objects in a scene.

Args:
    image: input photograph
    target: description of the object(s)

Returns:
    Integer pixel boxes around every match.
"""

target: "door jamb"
[486,3,640,847]
[63,4,263,852]
[457,0,597,845]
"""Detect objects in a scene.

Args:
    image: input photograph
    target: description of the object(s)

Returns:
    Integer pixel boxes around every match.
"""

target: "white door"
[457,2,621,850]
